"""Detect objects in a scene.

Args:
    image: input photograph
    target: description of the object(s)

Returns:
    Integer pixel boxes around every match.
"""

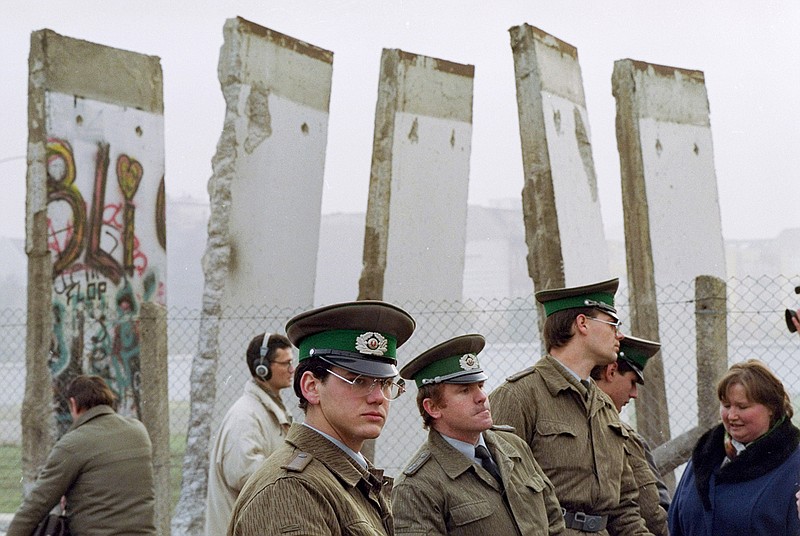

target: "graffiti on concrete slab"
[45,92,166,433]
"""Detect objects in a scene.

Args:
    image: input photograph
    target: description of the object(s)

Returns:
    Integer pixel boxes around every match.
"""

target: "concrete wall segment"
[383,112,472,301]
[360,48,474,303]
[25,29,168,518]
[508,24,564,298]
[359,49,400,301]
[509,23,608,302]
[176,18,333,533]
[612,57,725,451]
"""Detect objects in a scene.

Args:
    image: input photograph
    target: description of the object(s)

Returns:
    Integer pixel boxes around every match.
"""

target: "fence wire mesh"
[1,274,798,512]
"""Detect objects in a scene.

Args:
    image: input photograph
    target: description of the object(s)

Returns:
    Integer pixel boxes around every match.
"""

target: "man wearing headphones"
[205,332,295,536]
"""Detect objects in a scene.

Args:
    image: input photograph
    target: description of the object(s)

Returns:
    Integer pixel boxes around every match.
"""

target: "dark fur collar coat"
[692,417,800,511]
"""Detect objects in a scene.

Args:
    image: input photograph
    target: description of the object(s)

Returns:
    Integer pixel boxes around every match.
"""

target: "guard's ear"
[422,398,442,420]
[575,314,590,335]
[68,397,81,419]
[605,361,619,381]
[300,371,322,406]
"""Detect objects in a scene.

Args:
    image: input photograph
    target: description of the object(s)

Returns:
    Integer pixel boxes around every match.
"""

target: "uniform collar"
[285,423,369,490]
[302,422,368,469]
[440,432,487,465]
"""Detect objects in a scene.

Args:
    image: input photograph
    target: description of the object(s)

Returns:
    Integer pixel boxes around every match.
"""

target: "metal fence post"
[695,275,728,429]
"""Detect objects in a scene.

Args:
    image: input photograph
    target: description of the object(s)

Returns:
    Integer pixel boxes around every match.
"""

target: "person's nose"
[629,384,638,400]
[366,382,387,403]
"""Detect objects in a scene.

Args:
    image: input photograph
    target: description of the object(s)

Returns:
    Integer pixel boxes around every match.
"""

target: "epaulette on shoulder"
[282,451,313,473]
[506,366,536,382]
[402,451,431,476]
[490,424,516,433]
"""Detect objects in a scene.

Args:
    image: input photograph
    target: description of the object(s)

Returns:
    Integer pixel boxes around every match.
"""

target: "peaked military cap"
[400,334,487,388]
[535,278,620,319]
[617,335,660,384]
[286,300,415,378]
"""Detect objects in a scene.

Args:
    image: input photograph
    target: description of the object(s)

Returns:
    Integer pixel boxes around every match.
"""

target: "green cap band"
[619,347,648,369]
[542,291,615,317]
[298,329,397,362]
[414,353,482,388]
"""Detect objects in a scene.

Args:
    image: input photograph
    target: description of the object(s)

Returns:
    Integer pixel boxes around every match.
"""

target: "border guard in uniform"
[489,279,652,535]
[228,301,415,536]
[591,335,670,536]
[392,334,565,535]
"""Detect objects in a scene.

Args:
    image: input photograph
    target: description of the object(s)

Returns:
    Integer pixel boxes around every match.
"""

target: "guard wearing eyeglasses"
[392,334,565,535]
[228,300,415,536]
[489,278,653,535]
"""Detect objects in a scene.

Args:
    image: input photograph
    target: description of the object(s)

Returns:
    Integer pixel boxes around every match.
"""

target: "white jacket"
[205,378,291,536]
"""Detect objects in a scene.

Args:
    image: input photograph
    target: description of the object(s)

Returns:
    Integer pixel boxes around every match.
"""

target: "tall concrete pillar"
[139,302,171,536]
[612,59,726,449]
[25,28,167,491]
[173,18,333,534]
[508,25,610,333]
[358,48,474,303]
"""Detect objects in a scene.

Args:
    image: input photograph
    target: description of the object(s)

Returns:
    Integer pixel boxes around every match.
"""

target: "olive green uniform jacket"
[7,405,156,536]
[229,423,393,536]
[392,427,565,535]
[622,423,669,536]
[488,355,651,536]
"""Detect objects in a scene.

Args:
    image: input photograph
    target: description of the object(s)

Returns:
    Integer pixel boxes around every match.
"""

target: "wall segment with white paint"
[360,49,474,303]
[510,24,610,300]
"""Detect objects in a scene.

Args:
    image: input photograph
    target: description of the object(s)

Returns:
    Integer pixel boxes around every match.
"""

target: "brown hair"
[65,375,117,412]
[246,333,292,377]
[292,357,331,412]
[543,306,596,352]
[416,383,448,430]
[590,359,635,381]
[717,359,793,424]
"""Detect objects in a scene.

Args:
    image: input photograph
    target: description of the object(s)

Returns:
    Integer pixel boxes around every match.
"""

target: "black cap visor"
[315,351,398,379]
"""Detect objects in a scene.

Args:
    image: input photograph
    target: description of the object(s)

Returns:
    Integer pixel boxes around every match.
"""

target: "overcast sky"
[1,0,798,241]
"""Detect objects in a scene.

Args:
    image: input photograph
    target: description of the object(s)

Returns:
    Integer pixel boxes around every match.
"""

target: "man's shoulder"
[487,425,521,443]
[398,446,434,478]
[219,391,280,427]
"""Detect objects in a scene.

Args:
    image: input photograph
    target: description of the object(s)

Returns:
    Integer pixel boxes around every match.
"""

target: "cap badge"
[355,332,388,356]
[459,353,480,371]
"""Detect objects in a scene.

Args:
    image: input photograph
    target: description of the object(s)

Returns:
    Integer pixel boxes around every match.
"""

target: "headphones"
[255,331,272,380]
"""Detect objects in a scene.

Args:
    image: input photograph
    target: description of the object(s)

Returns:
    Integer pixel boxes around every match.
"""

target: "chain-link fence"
[1,274,798,513]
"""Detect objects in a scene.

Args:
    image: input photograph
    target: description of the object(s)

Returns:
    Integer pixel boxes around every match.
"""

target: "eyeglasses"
[587,316,623,334]
[272,360,294,369]
[325,369,406,400]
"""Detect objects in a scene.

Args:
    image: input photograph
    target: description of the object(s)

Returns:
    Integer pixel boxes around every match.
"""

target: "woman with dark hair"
[669,359,800,535]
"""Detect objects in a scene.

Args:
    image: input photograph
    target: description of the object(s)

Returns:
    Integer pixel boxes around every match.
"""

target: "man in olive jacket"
[591,335,670,536]
[229,300,416,535]
[393,334,565,535]
[8,375,156,536]
[489,278,652,536]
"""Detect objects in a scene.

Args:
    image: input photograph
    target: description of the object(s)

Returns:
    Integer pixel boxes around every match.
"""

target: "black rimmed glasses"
[325,369,406,400]
[587,316,623,334]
